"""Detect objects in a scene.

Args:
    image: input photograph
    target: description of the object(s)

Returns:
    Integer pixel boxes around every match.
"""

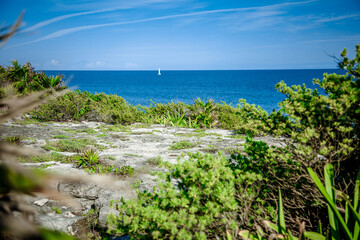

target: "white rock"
[34,198,49,206]
[67,225,76,235]
[64,211,75,218]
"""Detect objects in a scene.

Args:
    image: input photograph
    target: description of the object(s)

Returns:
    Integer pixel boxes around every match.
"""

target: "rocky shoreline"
[0,119,285,238]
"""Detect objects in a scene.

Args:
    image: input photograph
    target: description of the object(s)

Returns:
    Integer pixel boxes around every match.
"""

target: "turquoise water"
[44,69,344,112]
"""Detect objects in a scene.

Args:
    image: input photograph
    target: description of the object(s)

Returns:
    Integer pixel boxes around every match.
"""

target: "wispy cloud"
[316,13,360,23]
[219,10,285,32]
[9,0,316,48]
[21,0,178,33]
[21,7,129,33]
[52,0,173,11]
[253,34,360,49]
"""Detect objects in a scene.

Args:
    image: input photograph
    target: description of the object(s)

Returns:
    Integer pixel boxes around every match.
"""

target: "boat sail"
[158,68,161,76]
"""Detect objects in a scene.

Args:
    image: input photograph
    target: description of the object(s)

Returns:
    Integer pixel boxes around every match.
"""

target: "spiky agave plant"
[77,148,100,168]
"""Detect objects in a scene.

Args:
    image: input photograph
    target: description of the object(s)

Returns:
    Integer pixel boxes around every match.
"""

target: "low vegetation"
[42,138,105,153]
[18,152,74,164]
[169,140,198,150]
[74,148,135,176]
[145,156,163,166]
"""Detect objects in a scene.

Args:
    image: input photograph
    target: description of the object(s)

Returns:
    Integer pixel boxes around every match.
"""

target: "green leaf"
[307,166,353,240]
[353,168,360,240]
[226,230,233,240]
[278,188,286,234]
[347,203,360,225]
[324,163,340,240]
[303,231,326,240]
[238,230,255,240]
[263,220,279,233]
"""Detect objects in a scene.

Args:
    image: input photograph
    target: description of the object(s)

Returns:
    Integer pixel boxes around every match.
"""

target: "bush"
[0,60,64,95]
[230,135,322,231]
[274,45,360,208]
[31,90,141,124]
[108,152,264,239]
[217,100,270,135]
[237,45,360,235]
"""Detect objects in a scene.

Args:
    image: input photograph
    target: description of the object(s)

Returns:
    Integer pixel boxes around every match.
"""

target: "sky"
[0,0,359,70]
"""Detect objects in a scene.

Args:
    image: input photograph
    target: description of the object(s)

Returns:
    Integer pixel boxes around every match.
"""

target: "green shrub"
[217,100,271,135]
[0,60,64,95]
[108,153,248,239]
[270,45,360,231]
[235,45,360,235]
[31,90,141,124]
[189,98,218,128]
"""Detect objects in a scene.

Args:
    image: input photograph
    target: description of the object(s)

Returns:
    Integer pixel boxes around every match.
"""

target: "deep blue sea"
[43,69,344,113]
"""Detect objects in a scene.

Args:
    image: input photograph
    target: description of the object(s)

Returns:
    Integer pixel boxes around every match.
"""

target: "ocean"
[43,69,344,113]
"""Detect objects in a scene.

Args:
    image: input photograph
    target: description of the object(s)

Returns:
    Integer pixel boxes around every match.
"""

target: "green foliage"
[140,100,191,127]
[169,140,198,150]
[190,98,218,128]
[76,148,100,167]
[0,60,64,96]
[2,135,22,144]
[42,138,102,153]
[31,90,141,124]
[274,45,360,170]
[108,152,264,239]
[74,149,134,176]
[306,164,360,240]
[98,124,130,132]
[236,45,360,235]
[51,206,62,214]
[18,152,74,164]
[229,135,327,232]
[239,190,294,240]
[108,153,237,239]
[98,165,135,177]
[241,164,360,240]
[82,163,135,176]
[54,134,70,139]
[140,98,272,133]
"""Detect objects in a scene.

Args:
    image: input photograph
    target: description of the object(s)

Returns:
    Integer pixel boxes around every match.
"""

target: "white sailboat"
[158,68,161,76]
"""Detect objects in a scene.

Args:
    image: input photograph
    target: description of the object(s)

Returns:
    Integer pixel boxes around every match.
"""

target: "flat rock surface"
[1,120,285,235]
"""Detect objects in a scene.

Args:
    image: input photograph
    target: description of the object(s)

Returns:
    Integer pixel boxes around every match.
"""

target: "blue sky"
[0,0,359,70]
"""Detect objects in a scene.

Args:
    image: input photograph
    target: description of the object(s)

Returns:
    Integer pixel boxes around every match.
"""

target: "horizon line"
[41,67,341,71]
